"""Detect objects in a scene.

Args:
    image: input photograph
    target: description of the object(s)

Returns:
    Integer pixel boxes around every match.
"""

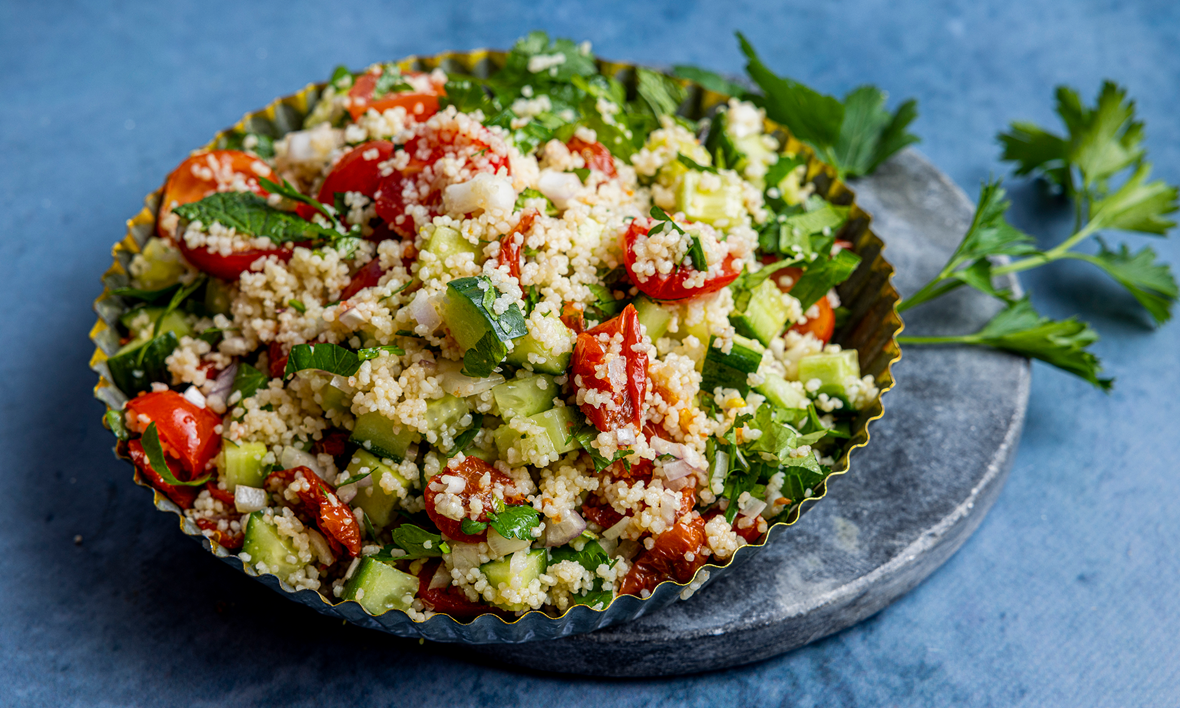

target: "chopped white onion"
[436,360,505,397]
[651,436,708,471]
[660,458,697,482]
[541,511,587,547]
[449,542,483,572]
[336,483,358,504]
[440,474,466,495]
[740,498,768,518]
[408,289,441,333]
[233,485,268,513]
[615,427,636,446]
[182,385,207,409]
[442,173,516,215]
[428,563,451,590]
[602,515,631,540]
[338,306,367,330]
[537,169,583,209]
[709,449,730,495]
[280,447,323,477]
[487,528,532,559]
[665,476,690,492]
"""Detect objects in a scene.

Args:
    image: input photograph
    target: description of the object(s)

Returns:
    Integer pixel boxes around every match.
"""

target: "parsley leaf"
[899,297,1112,390]
[230,362,268,401]
[385,524,450,559]
[635,67,686,118]
[1087,161,1179,235]
[671,65,749,98]
[790,249,861,311]
[445,413,484,458]
[488,504,542,541]
[737,33,917,179]
[1065,240,1179,324]
[141,422,212,486]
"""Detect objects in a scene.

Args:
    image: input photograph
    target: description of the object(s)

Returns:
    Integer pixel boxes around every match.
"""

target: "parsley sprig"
[898,82,1178,389]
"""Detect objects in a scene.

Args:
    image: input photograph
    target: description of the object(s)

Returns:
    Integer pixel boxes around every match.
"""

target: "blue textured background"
[2,0,1178,705]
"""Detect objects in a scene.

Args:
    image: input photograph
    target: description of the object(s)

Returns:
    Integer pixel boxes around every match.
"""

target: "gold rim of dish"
[90,48,903,637]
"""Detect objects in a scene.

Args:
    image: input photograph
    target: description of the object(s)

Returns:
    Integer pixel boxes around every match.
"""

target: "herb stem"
[896,334,980,345]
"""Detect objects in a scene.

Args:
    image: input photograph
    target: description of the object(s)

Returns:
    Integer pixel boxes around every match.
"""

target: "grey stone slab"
[472,149,1030,676]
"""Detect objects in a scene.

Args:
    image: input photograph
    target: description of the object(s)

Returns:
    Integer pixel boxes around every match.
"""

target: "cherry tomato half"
[620,220,742,301]
[416,559,490,619]
[125,390,222,477]
[374,129,509,238]
[565,137,617,179]
[570,304,649,434]
[126,439,200,509]
[791,296,835,343]
[266,466,363,558]
[424,456,524,543]
[347,71,444,122]
[294,140,395,222]
[497,209,537,281]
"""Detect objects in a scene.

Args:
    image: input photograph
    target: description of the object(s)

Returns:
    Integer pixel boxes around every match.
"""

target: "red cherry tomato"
[158,150,275,238]
[175,238,295,282]
[374,129,509,239]
[125,390,223,477]
[570,304,649,433]
[339,257,387,301]
[580,499,624,530]
[194,516,244,550]
[416,559,489,619]
[790,296,835,343]
[268,341,288,379]
[347,71,444,122]
[295,140,395,222]
[619,513,708,596]
[205,482,236,507]
[424,456,525,543]
[565,137,617,179]
[497,209,537,281]
[314,429,351,458]
[620,220,742,301]
[265,466,363,558]
[126,439,200,509]
[560,302,585,335]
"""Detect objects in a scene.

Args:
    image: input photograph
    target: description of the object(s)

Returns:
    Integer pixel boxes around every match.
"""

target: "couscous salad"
[102,33,879,620]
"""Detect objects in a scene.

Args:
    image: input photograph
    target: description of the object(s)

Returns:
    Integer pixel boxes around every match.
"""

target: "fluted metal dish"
[90,49,903,643]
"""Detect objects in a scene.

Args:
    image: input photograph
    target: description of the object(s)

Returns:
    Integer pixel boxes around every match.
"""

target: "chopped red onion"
[209,363,238,402]
[541,511,587,547]
[661,458,697,482]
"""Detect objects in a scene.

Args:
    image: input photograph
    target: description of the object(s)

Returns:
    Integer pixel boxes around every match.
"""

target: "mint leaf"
[635,67,686,118]
[172,192,340,245]
[460,518,489,535]
[141,422,211,486]
[1066,240,1178,324]
[284,342,362,378]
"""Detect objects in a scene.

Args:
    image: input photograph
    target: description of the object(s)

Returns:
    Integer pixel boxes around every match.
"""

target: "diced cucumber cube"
[701,335,764,396]
[221,439,269,491]
[633,295,674,341]
[319,382,350,414]
[480,549,547,611]
[797,350,860,399]
[532,407,580,454]
[504,315,572,375]
[342,558,418,615]
[134,237,187,290]
[730,278,791,346]
[424,225,481,273]
[345,450,410,529]
[492,373,556,421]
[243,512,307,579]
[445,276,528,377]
[117,307,193,354]
[349,411,420,460]
[676,170,745,226]
[755,374,810,411]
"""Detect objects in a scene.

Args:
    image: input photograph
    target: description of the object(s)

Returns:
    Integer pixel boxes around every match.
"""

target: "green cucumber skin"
[343,558,418,615]
[345,449,409,529]
[349,411,420,461]
[701,335,763,396]
[730,279,791,346]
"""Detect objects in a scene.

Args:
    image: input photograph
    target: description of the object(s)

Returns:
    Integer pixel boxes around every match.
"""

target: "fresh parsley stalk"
[898,82,1178,390]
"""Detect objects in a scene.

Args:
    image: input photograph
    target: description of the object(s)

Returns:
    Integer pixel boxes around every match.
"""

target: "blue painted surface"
[1,0,1177,705]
